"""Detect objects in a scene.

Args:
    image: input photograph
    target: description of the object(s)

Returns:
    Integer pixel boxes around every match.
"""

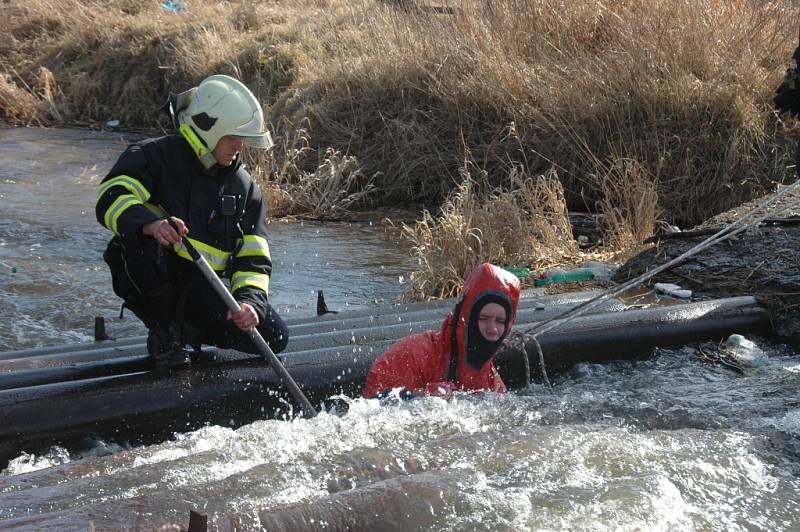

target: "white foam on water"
[765,409,800,437]
[2,447,71,476]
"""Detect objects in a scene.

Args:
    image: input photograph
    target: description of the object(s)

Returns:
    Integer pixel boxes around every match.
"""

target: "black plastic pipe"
[495,295,772,387]
[0,295,771,468]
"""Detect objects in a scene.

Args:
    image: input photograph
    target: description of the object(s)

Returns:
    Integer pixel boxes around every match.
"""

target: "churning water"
[1,127,799,531]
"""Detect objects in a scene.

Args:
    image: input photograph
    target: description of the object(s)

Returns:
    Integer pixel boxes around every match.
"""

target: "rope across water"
[509,179,800,389]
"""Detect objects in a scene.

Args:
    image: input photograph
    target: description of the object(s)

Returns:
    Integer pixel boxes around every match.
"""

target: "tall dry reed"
[400,166,579,300]
[270,0,798,225]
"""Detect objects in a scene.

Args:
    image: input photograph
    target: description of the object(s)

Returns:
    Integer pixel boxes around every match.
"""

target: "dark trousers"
[103,236,289,354]
[180,274,289,354]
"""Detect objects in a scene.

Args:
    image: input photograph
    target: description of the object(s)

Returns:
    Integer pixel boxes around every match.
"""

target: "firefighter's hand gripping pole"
[170,221,317,418]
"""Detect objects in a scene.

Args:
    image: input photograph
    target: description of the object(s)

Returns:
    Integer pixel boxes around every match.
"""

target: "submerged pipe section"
[495,295,772,387]
[0,347,219,391]
[0,344,150,371]
[291,288,609,324]
[0,295,772,468]
[0,356,151,391]
[284,302,625,354]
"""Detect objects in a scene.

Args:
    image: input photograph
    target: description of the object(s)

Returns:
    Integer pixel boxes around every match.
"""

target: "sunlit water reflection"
[1,127,799,531]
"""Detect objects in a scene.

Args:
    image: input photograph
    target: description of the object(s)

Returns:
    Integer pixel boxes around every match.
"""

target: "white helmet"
[169,75,272,166]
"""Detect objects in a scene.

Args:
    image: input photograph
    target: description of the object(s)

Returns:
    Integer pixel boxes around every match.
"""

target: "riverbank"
[3,0,800,299]
[615,186,800,348]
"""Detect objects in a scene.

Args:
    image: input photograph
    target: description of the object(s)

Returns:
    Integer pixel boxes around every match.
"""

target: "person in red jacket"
[364,263,521,399]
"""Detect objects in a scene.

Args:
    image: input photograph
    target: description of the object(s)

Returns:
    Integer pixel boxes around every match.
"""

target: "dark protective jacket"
[364,263,521,398]
[95,133,273,320]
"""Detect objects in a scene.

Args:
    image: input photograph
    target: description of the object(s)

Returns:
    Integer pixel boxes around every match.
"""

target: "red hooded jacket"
[364,263,521,398]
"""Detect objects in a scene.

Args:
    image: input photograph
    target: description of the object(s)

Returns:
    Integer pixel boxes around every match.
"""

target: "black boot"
[146,325,190,369]
[177,319,215,364]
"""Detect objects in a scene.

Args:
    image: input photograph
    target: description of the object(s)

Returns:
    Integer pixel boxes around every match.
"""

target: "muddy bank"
[615,185,800,347]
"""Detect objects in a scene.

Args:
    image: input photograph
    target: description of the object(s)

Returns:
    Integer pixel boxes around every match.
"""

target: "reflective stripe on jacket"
[95,134,273,320]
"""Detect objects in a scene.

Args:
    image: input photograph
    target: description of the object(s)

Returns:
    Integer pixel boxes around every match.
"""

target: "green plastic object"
[534,269,594,286]
[503,266,530,278]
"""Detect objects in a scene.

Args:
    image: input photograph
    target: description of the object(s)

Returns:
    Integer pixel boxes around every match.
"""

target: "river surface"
[0,127,414,349]
[1,127,800,530]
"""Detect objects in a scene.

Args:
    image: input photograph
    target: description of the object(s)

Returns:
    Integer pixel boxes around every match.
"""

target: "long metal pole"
[178,235,317,418]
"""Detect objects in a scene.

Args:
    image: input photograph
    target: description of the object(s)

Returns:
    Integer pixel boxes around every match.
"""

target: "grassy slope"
[2,0,798,297]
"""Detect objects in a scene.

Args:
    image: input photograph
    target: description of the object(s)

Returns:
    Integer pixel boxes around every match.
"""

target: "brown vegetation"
[399,168,581,299]
[2,0,799,298]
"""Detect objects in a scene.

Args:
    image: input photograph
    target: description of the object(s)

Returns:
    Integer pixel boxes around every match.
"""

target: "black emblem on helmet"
[192,112,218,131]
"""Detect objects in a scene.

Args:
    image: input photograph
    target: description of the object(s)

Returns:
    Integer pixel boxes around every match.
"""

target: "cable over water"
[508,179,800,386]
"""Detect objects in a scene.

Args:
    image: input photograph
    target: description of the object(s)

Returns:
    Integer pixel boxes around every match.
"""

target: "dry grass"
[400,165,579,299]
[1,0,309,125]
[261,146,376,218]
[596,158,663,252]
[0,73,43,124]
[2,0,799,298]
[245,118,378,217]
[291,0,796,224]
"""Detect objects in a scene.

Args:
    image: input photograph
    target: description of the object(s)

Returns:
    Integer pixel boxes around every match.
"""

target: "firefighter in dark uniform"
[96,74,288,366]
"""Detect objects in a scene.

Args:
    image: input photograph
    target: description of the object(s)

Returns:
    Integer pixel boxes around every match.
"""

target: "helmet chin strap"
[197,152,218,170]
[179,124,218,169]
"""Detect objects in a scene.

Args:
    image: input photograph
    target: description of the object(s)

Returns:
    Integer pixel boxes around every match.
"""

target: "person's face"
[477,302,507,342]
[212,135,244,166]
